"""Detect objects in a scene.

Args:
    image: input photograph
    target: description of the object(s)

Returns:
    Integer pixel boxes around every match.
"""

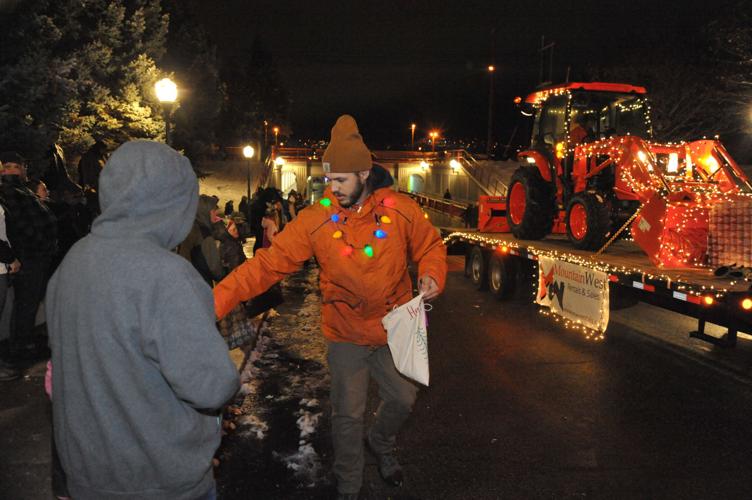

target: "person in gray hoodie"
[45,140,240,500]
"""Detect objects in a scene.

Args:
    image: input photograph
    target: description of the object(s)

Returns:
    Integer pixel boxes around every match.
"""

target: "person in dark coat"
[177,194,223,286]
[224,199,234,217]
[0,152,58,360]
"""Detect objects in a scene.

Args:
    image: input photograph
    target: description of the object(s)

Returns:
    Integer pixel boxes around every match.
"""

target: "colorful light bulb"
[320,198,332,207]
[383,197,396,208]
[341,245,353,256]
[363,244,374,257]
[331,214,340,222]
[332,230,343,239]
[374,229,387,239]
[380,215,391,224]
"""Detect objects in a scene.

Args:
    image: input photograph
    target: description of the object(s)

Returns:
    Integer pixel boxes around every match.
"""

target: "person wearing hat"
[0,151,57,361]
[177,194,224,286]
[213,115,447,499]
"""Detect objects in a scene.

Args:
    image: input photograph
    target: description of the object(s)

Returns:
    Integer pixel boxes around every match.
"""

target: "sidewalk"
[0,359,52,500]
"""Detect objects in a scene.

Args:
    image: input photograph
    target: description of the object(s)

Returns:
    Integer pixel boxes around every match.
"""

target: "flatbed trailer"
[443,230,752,347]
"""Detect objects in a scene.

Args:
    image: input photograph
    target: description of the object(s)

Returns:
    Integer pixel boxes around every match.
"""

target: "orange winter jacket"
[213,187,447,346]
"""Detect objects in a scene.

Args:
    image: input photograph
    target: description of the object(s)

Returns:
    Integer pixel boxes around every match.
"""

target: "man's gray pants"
[327,342,418,494]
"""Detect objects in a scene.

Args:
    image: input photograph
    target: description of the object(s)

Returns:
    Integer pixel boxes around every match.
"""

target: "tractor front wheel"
[565,193,611,250]
[506,167,555,240]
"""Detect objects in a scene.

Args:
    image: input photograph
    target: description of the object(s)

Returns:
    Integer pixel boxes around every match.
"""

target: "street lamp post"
[155,78,177,146]
[410,123,416,150]
[429,131,438,152]
[243,145,255,200]
[273,126,280,146]
[486,65,495,157]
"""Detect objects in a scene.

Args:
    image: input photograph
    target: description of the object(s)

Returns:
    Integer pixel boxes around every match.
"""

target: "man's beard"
[339,177,366,208]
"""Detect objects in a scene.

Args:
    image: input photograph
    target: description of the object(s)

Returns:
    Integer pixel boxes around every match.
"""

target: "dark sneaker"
[0,361,21,381]
[366,434,404,487]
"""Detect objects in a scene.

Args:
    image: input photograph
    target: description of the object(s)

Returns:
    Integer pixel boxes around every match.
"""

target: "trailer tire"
[464,246,474,278]
[566,193,611,250]
[488,254,517,299]
[506,167,555,240]
[469,246,488,290]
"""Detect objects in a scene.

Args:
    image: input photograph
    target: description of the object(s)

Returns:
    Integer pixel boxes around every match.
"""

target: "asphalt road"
[5,256,752,499]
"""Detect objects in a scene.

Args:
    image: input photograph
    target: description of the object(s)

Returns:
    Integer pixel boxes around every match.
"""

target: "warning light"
[742,298,752,310]
[703,296,714,306]
[497,245,508,254]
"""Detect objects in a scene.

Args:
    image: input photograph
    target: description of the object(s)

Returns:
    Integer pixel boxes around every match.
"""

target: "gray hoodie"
[46,140,239,500]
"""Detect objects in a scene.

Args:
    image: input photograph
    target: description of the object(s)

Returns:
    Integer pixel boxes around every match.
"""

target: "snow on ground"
[219,265,331,493]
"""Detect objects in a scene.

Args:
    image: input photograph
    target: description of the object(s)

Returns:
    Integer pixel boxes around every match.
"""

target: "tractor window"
[532,94,568,150]
[570,91,651,140]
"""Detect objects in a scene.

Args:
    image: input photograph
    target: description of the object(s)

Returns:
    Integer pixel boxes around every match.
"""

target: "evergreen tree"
[0,0,169,159]
[161,0,223,164]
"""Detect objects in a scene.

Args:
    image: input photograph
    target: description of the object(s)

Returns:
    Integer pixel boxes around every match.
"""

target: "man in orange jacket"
[214,115,447,499]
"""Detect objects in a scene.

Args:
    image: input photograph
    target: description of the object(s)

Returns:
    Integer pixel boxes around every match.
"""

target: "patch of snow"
[237,414,269,440]
[272,443,322,487]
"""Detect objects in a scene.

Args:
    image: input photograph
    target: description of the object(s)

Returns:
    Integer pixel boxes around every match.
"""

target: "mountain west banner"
[535,256,610,332]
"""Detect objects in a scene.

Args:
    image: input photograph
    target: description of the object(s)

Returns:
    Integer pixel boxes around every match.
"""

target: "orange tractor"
[501,82,752,268]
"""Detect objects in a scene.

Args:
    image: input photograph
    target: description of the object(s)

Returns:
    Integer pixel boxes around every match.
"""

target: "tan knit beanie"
[322,115,372,174]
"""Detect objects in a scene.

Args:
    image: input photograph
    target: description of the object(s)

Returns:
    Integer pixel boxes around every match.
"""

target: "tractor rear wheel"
[565,193,611,250]
[506,167,555,240]
[469,246,488,290]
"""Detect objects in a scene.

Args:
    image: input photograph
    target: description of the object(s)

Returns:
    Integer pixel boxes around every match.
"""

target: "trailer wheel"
[506,167,555,240]
[488,254,517,299]
[565,193,611,250]
[464,247,473,278]
[469,246,488,290]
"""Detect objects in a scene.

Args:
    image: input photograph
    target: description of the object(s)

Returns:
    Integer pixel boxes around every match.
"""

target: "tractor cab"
[508,82,652,246]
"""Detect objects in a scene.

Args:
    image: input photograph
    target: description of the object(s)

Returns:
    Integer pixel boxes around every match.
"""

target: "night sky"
[194,0,717,146]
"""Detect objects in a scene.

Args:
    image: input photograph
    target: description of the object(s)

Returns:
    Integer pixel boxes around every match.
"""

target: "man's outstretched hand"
[418,275,439,301]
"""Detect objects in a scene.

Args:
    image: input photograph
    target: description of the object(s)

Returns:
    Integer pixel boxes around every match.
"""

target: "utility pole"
[486,27,496,157]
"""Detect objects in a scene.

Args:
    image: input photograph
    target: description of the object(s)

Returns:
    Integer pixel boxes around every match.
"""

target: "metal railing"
[399,189,468,219]
[446,150,508,197]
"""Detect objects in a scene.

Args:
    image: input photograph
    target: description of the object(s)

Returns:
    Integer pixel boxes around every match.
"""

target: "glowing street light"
[273,126,280,146]
[429,131,439,152]
[155,77,177,146]
[420,160,429,171]
[243,145,255,199]
[410,123,416,150]
[155,78,177,103]
[274,156,286,167]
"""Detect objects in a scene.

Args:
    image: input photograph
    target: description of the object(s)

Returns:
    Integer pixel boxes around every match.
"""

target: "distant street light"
[429,131,439,152]
[411,123,416,150]
[155,77,177,146]
[243,145,255,200]
[273,126,280,146]
[274,156,286,167]
[420,160,429,171]
[487,65,495,157]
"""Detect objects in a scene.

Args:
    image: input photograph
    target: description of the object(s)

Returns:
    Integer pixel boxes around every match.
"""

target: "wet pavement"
[5,256,752,499]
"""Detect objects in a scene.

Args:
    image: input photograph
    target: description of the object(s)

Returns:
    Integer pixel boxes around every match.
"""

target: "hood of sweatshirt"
[91,140,198,249]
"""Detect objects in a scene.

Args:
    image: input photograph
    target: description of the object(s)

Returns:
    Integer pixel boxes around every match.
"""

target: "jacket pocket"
[321,281,362,310]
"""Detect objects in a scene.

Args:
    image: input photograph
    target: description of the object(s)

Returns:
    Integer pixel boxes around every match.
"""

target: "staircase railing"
[447,150,508,197]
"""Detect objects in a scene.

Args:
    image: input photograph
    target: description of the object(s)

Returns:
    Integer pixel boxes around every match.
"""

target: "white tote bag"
[382,293,430,386]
